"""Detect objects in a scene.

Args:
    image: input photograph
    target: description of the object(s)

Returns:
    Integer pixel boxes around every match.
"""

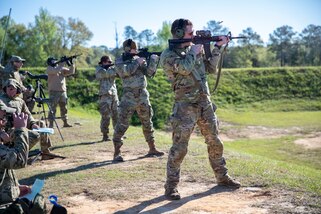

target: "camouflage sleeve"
[95,66,117,80]
[115,58,140,78]
[0,128,29,169]
[145,57,158,77]
[160,48,197,78]
[204,46,222,74]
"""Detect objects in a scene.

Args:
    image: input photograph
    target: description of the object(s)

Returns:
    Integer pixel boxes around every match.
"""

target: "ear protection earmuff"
[175,19,185,39]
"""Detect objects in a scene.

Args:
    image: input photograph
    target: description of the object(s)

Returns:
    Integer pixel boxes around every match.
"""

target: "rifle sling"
[212,44,228,93]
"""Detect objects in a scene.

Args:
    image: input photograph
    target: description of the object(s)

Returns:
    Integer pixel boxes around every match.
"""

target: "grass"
[15,102,321,211]
[217,99,321,129]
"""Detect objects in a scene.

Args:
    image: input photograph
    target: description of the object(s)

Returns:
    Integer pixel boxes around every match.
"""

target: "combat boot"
[41,149,55,160]
[113,143,123,162]
[217,175,241,188]
[102,133,111,142]
[165,188,181,200]
[63,120,72,128]
[146,141,164,157]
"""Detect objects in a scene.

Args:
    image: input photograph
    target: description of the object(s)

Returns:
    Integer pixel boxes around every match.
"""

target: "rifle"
[55,54,82,66]
[169,31,246,59]
[0,8,12,65]
[122,48,162,62]
[102,64,115,69]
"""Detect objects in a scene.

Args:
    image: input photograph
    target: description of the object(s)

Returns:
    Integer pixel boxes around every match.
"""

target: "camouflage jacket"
[47,64,75,92]
[0,64,24,91]
[115,56,158,89]
[0,128,29,203]
[95,65,118,96]
[160,46,222,103]
[0,94,37,130]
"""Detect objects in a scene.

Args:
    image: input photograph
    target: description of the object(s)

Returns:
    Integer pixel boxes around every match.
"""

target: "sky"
[1,0,321,48]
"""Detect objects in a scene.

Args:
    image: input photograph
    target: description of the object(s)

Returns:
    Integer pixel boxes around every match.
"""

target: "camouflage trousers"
[29,120,52,152]
[165,100,228,190]
[48,91,68,122]
[99,94,119,134]
[113,88,154,145]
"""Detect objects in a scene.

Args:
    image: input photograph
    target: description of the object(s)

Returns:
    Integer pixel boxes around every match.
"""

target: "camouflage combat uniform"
[0,80,52,153]
[160,45,239,193]
[47,63,75,127]
[112,55,162,159]
[95,64,119,140]
[0,127,29,203]
[0,64,24,92]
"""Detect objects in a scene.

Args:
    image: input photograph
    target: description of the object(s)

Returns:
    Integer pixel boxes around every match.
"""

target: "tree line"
[0,8,320,68]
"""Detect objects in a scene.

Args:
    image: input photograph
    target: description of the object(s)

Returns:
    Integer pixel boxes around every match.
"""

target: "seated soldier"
[0,79,54,160]
[0,102,31,204]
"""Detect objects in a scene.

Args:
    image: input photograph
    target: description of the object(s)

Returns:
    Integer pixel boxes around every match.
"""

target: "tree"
[268,25,296,66]
[67,17,93,51]
[204,20,229,35]
[237,27,264,67]
[156,21,171,49]
[300,24,321,65]
[123,26,138,41]
[137,29,155,47]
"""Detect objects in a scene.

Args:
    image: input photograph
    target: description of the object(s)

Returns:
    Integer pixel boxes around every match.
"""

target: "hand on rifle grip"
[191,44,203,55]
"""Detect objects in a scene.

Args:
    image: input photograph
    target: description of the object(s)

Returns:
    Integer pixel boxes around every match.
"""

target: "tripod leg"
[41,87,64,142]
[28,151,42,165]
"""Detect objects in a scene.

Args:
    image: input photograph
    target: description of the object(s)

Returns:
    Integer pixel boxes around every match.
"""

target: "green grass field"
[16,102,321,212]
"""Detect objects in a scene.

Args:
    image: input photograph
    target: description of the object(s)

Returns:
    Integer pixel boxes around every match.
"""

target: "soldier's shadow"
[114,185,238,214]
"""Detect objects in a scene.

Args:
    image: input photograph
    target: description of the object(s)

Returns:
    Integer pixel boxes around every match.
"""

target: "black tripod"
[27,77,66,164]
[32,78,64,141]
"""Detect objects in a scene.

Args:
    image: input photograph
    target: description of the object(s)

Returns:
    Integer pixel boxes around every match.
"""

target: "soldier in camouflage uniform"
[160,18,241,200]
[96,56,119,142]
[0,79,53,160]
[0,55,26,92]
[46,57,75,128]
[112,39,164,162]
[0,103,30,203]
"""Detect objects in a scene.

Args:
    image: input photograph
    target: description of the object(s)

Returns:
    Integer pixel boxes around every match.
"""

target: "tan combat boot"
[102,133,111,142]
[41,149,55,160]
[113,143,123,162]
[146,141,164,157]
[164,184,181,200]
[217,175,241,188]
[63,120,72,128]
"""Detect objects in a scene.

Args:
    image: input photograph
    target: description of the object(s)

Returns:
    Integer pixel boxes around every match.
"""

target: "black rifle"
[20,70,48,80]
[122,48,162,62]
[55,54,82,66]
[169,31,246,59]
[102,64,115,69]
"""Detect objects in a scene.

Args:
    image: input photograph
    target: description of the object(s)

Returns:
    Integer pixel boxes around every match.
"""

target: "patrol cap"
[10,55,26,63]
[0,100,16,114]
[123,39,137,52]
[3,79,24,91]
[99,56,112,64]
